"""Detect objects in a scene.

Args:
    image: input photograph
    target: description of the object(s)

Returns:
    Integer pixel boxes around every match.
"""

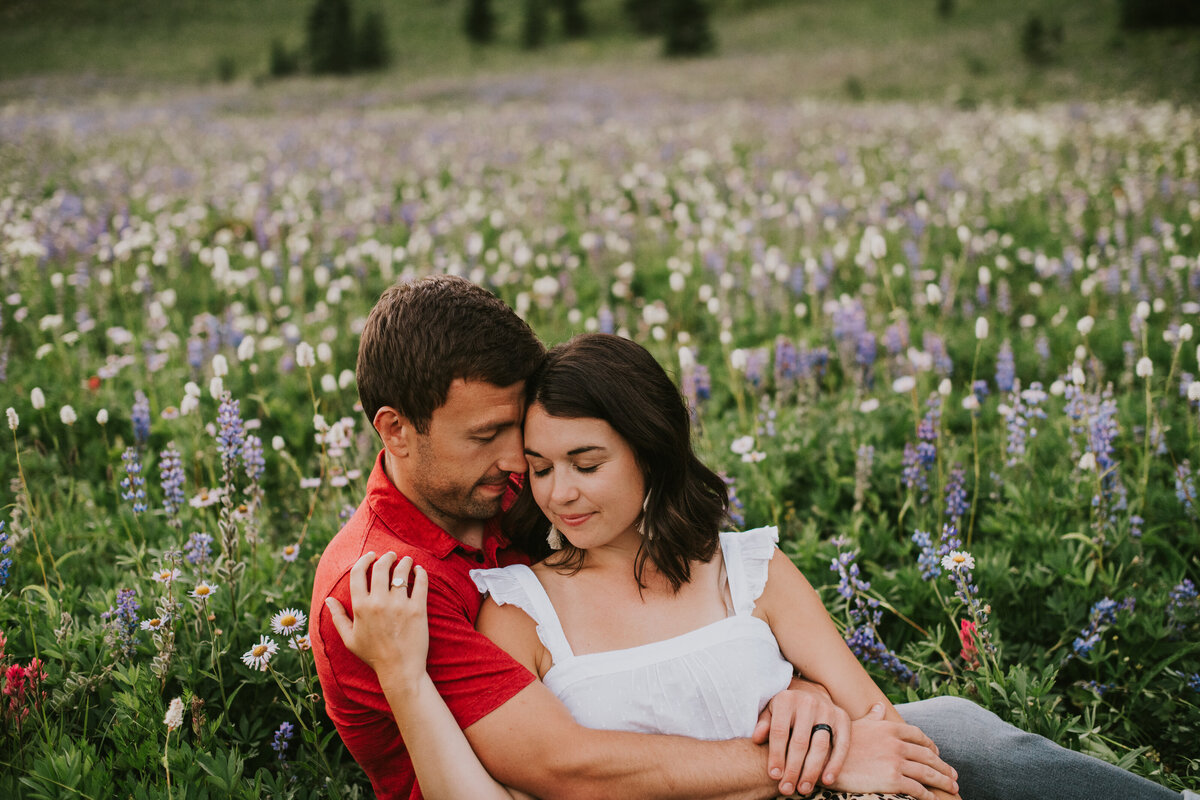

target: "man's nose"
[496,430,526,474]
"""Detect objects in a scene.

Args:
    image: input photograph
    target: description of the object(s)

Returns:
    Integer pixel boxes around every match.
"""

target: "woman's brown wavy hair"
[503,333,730,592]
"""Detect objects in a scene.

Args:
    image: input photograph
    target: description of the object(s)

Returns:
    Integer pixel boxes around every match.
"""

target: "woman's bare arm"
[325,551,534,800]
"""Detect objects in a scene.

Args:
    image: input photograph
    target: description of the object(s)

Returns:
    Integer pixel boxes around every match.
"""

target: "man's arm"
[464,673,778,800]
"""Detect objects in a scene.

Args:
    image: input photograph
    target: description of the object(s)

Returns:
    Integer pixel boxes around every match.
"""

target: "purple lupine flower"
[743,348,769,389]
[996,280,1012,315]
[271,720,295,763]
[215,393,245,472]
[597,307,614,335]
[132,391,151,447]
[1167,579,1198,637]
[995,339,1015,393]
[1129,515,1143,539]
[883,320,908,356]
[1175,461,1197,519]
[0,520,11,589]
[693,364,711,401]
[972,379,989,405]
[186,338,204,370]
[1035,334,1050,362]
[944,464,968,524]
[185,532,214,566]
[831,540,915,685]
[1072,597,1127,657]
[159,446,186,518]
[774,338,799,391]
[101,587,141,658]
[243,435,265,484]
[911,529,939,580]
[923,331,953,376]
[901,442,926,495]
[853,444,874,509]
[120,447,148,514]
[1188,674,1200,693]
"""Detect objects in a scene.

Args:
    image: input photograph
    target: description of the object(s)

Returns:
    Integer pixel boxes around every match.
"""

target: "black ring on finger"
[810,722,834,748]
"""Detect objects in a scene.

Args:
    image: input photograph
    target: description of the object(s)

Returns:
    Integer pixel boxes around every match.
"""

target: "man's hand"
[752,681,851,796]
[325,551,430,687]
[826,704,960,800]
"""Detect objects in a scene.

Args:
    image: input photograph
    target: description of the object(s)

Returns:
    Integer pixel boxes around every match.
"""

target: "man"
[312,275,1190,800]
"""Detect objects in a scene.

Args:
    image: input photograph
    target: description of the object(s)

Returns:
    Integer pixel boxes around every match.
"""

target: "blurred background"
[1,0,1198,105]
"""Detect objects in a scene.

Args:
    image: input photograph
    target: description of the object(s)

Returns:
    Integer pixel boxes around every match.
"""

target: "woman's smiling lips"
[557,513,594,527]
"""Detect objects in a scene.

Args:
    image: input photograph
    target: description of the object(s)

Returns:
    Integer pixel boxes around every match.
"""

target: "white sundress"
[470,525,794,740]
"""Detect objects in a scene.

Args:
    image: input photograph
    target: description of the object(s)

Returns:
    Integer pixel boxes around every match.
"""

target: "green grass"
[1,0,1198,104]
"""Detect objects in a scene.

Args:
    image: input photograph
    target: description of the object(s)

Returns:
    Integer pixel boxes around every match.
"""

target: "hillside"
[1,0,1198,104]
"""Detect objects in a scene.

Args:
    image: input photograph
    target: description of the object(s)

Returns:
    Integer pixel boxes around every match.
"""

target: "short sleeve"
[719,526,780,616]
[472,565,574,663]
[423,571,537,731]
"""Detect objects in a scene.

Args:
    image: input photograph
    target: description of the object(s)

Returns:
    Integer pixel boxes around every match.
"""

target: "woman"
[328,333,950,800]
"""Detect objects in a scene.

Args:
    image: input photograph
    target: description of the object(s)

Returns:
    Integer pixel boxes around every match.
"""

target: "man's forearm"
[496,729,778,800]
[466,683,779,800]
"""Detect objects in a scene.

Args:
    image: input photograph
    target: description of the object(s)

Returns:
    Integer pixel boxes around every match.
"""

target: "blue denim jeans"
[896,696,1185,800]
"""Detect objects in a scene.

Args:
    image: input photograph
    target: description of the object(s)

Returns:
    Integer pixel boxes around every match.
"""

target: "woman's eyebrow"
[523,445,607,457]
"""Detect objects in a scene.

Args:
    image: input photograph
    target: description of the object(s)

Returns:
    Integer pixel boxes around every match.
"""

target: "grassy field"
[1,0,1199,104]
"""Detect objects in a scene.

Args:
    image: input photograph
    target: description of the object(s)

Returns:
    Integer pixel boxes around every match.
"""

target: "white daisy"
[191,581,218,601]
[241,636,279,671]
[152,568,182,584]
[270,608,307,636]
[940,551,976,572]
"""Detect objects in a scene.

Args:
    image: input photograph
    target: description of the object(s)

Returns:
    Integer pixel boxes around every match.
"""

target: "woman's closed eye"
[529,462,601,478]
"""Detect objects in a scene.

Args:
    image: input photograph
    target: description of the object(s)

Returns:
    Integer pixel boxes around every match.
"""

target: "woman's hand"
[752,679,852,796]
[325,551,430,687]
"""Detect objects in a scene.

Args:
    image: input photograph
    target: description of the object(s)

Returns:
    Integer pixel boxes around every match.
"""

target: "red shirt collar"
[363,449,516,561]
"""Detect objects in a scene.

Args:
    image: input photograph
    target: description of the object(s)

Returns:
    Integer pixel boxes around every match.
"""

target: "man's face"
[402,378,526,537]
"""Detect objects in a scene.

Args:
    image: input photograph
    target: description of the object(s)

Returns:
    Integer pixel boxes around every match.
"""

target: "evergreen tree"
[662,0,714,57]
[522,0,549,49]
[623,0,663,35]
[307,0,355,74]
[464,0,497,44]
[560,0,589,38]
[356,9,391,70]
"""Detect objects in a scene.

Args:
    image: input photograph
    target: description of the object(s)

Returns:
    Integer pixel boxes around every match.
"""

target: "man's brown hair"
[356,275,545,434]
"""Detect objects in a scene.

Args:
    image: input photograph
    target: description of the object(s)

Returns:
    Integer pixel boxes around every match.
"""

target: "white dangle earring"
[547,524,564,550]
[637,491,653,540]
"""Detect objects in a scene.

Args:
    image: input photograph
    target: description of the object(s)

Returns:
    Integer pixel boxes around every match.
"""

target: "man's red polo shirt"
[311,450,535,800]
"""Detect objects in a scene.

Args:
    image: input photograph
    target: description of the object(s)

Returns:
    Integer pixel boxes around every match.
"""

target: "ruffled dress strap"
[718,526,780,617]
[470,564,575,663]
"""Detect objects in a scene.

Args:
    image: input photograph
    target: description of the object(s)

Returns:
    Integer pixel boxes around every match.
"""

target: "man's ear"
[373,407,412,457]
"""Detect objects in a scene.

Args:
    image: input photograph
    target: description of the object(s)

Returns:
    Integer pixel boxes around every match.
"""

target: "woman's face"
[522,403,646,552]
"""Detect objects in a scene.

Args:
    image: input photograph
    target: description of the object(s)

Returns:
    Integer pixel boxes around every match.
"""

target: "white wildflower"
[296,342,316,368]
[163,697,185,731]
[940,551,975,572]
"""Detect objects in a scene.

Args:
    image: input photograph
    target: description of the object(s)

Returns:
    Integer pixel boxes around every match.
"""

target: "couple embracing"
[311,275,1185,800]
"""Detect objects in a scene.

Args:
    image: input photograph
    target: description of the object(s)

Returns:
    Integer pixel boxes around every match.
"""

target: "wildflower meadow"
[1,85,1198,796]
